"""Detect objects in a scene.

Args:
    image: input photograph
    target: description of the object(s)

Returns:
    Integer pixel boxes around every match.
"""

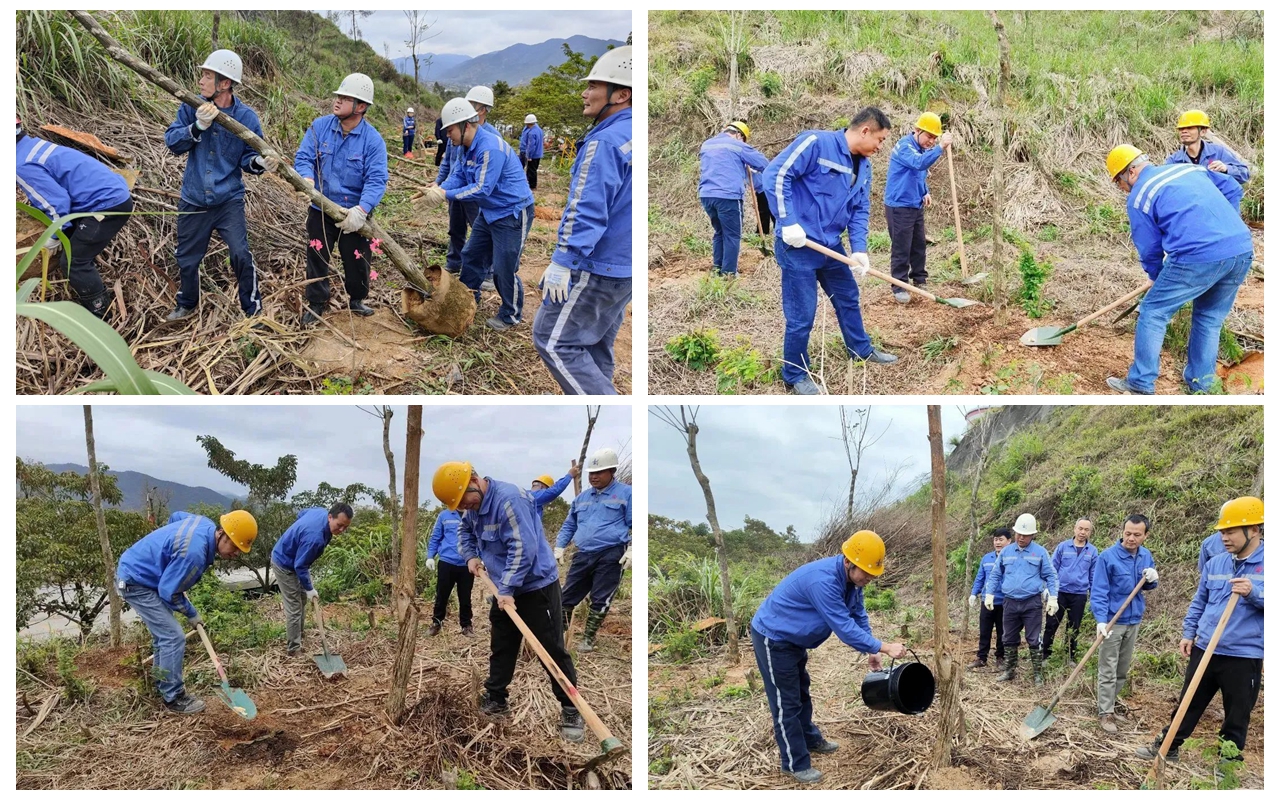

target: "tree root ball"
[402,267,476,337]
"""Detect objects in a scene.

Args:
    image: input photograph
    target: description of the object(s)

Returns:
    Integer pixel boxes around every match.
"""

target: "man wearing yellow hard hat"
[431,461,584,742]
[749,530,908,784]
[884,112,953,303]
[530,460,580,514]
[1135,497,1263,766]
[115,509,257,714]
[698,120,770,275]
[1104,144,1253,395]
[1166,109,1250,185]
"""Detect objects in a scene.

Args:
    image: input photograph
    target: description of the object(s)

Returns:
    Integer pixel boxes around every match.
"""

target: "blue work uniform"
[971,550,1004,604]
[558,480,632,614]
[530,473,573,513]
[402,114,416,155]
[984,540,1058,600]
[1090,542,1158,626]
[441,121,499,274]
[1198,532,1227,573]
[165,96,268,315]
[972,548,1006,663]
[270,507,334,592]
[699,132,770,275]
[116,512,219,702]
[428,510,468,567]
[520,124,545,160]
[1052,539,1099,595]
[763,129,876,384]
[751,556,882,774]
[1123,163,1254,393]
[1166,140,1250,184]
[533,107,633,395]
[884,133,944,286]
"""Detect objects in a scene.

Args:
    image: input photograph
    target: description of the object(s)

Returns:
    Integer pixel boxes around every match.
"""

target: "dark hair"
[329,502,354,520]
[991,527,1011,541]
[1123,514,1150,533]
[850,106,891,132]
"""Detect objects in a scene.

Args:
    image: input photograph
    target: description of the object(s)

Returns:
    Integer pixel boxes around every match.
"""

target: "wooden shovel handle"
[1043,577,1146,711]
[945,146,968,278]
[194,622,227,683]
[804,241,940,301]
[1146,592,1241,788]
[475,567,617,745]
[1073,281,1153,330]
[312,596,332,653]
[747,167,766,239]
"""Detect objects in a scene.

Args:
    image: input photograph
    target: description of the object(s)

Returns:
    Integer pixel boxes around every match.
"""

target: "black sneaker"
[479,695,510,717]
[1135,743,1179,762]
[164,694,206,714]
[461,625,475,637]
[560,707,585,742]
[810,739,839,754]
[349,300,374,317]
[301,305,324,327]
[427,622,442,637]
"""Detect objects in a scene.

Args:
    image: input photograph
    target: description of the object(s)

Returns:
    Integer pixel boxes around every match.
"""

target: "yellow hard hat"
[915,112,943,137]
[534,474,555,488]
[220,510,258,553]
[1106,144,1144,180]
[1215,496,1263,530]
[1176,109,1211,130]
[726,121,750,140]
[841,529,886,577]
[433,461,473,511]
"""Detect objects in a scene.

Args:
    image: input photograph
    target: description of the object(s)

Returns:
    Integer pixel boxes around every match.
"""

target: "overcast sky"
[323,10,632,60]
[17,405,631,503]
[650,405,974,542]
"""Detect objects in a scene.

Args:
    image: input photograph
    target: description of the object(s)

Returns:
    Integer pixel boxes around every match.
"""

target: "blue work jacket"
[1165,140,1250,184]
[970,550,1004,604]
[556,479,632,552]
[116,512,217,619]
[520,124,545,159]
[1198,532,1228,573]
[1052,539,1099,595]
[16,135,132,225]
[1184,543,1263,658]
[883,133,943,208]
[165,96,266,208]
[403,115,416,138]
[550,108,632,278]
[984,540,1058,601]
[698,132,769,201]
[437,121,498,186]
[1090,542,1158,626]
[751,555,882,654]
[271,508,334,592]
[531,473,573,513]
[458,478,558,597]
[1126,164,1253,280]
[427,510,467,567]
[294,114,389,214]
[440,126,533,222]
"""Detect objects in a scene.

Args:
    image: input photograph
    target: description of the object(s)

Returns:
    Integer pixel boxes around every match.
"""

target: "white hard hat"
[406,107,415,114]
[333,73,375,105]
[440,97,479,129]
[586,448,620,473]
[465,85,494,108]
[200,49,243,84]
[525,114,537,124]
[583,45,632,88]
[1012,513,1038,536]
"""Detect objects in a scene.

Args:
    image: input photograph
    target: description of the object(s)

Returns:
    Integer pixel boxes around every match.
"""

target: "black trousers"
[432,560,474,628]
[754,191,774,236]
[487,581,577,709]
[562,542,626,613]
[304,205,369,308]
[977,602,1005,662]
[1042,590,1088,658]
[1161,646,1262,754]
[434,141,446,166]
[56,197,133,312]
[885,204,927,285]
[1001,595,1044,650]
[525,157,540,190]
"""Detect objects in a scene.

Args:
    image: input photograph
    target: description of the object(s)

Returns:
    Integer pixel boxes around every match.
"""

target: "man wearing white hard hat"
[438,86,499,290]
[555,447,632,652]
[983,512,1059,686]
[533,46,633,395]
[402,106,417,158]
[294,73,388,326]
[164,49,278,322]
[519,113,545,190]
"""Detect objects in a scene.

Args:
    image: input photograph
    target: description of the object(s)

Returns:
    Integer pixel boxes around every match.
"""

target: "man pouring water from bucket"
[749,530,909,785]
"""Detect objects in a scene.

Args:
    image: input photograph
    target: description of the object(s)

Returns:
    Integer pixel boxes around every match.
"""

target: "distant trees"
[505,44,605,140]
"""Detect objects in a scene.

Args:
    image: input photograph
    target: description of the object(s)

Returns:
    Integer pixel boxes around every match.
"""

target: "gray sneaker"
[1135,743,1179,761]
[165,305,195,322]
[787,377,822,395]
[1099,714,1117,734]
[480,278,497,292]
[784,767,823,784]
[164,694,206,714]
[1107,376,1151,395]
[810,739,839,754]
[860,349,899,365]
[893,289,911,304]
[485,317,515,331]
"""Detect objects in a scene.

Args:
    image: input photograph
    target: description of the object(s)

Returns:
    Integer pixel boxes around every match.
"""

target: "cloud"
[649,405,972,541]
[328,11,632,59]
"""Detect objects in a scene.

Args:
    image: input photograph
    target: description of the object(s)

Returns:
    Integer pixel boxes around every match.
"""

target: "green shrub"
[1016,250,1053,318]
[1057,465,1102,520]
[662,627,703,662]
[715,339,776,394]
[864,584,896,611]
[666,329,720,371]
[718,685,753,699]
[867,230,891,253]
[993,483,1024,513]
[758,71,783,97]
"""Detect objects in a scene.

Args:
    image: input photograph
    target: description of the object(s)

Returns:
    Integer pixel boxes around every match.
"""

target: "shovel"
[946,146,986,285]
[805,241,984,308]
[311,596,347,679]
[1141,593,1241,789]
[476,567,627,762]
[746,167,772,257]
[194,621,257,720]
[1020,576,1146,740]
[1020,281,1152,347]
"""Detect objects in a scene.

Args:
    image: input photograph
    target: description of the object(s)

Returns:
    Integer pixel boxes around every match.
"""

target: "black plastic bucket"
[861,649,936,715]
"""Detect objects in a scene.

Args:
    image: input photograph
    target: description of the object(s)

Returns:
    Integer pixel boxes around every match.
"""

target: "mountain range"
[34,463,236,513]
[393,35,625,89]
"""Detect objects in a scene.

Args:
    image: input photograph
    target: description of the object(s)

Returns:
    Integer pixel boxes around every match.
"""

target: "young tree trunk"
[574,406,601,495]
[928,406,964,767]
[395,406,424,623]
[385,599,420,723]
[211,11,221,51]
[960,418,993,639]
[83,406,122,647]
[381,407,401,573]
[686,422,738,663]
[989,11,1011,324]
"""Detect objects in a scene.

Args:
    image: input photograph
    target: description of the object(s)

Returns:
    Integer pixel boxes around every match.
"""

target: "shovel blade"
[215,683,258,720]
[314,653,348,678]
[940,297,984,308]
[1020,326,1067,346]
[1020,704,1056,740]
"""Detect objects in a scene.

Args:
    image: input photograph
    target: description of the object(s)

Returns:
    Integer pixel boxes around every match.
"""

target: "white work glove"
[939,131,953,150]
[338,205,368,234]
[1143,567,1158,584]
[554,546,566,565]
[984,594,994,611]
[424,557,436,572]
[253,152,279,173]
[195,102,218,131]
[780,223,807,248]
[968,594,977,609]
[1041,588,1049,604]
[421,185,447,208]
[1046,597,1059,617]
[305,588,319,601]
[541,262,572,303]
[848,252,870,278]
[1097,623,1111,639]
[619,546,632,570]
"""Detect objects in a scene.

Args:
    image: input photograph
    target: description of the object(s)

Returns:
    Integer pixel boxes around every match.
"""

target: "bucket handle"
[882,647,924,673]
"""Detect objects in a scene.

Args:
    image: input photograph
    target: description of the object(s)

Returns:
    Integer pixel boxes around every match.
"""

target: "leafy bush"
[665,330,720,371]
[1057,465,1102,520]
[758,71,783,97]
[662,627,703,662]
[715,339,776,394]
[864,584,896,611]
[993,482,1024,514]
[1016,250,1053,318]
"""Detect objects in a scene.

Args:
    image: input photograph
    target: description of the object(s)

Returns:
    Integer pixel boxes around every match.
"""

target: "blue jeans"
[533,270,631,395]
[462,203,534,325]
[778,248,873,385]
[751,628,824,773]
[562,542,627,613]
[174,198,261,316]
[445,199,479,273]
[1126,251,1253,393]
[701,197,743,274]
[122,584,188,702]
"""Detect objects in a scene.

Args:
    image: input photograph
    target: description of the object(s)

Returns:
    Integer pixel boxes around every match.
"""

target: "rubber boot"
[1031,650,1045,687]
[578,609,607,653]
[995,652,1017,682]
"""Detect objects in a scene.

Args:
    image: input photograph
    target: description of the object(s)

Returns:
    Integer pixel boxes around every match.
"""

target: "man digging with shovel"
[1135,497,1263,771]
[116,510,258,713]
[750,530,908,784]
[984,513,1058,687]
[1092,514,1159,734]
[271,503,353,657]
